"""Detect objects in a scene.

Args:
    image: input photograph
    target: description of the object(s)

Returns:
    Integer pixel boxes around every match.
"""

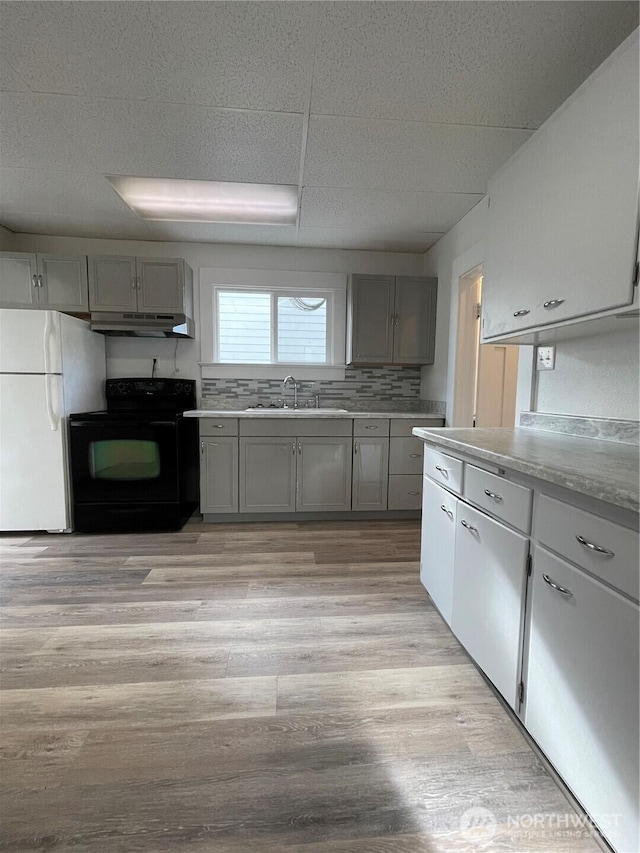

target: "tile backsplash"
[201,366,441,412]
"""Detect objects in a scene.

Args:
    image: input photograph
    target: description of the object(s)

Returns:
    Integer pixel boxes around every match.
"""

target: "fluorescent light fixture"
[106,176,298,225]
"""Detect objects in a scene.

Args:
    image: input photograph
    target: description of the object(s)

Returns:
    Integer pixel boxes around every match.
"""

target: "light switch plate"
[536,346,556,370]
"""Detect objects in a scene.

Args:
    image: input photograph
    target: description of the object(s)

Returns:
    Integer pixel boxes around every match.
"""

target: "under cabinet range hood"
[91,311,194,338]
[90,312,194,338]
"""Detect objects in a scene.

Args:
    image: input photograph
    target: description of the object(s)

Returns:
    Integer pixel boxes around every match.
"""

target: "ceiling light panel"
[106,176,299,225]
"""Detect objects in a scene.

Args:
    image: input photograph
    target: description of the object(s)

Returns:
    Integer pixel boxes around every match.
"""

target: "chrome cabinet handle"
[394,314,399,327]
[389,313,394,324]
[364,425,378,430]
[575,535,614,558]
[543,573,573,597]
[37,274,43,287]
[354,441,359,453]
[32,274,39,288]
[484,488,503,502]
[409,453,420,458]
[440,505,453,519]
[513,309,530,317]
[434,465,448,477]
[408,491,420,496]
[543,299,564,309]
[132,277,137,289]
[292,442,296,455]
[298,442,302,455]
[460,519,478,533]
[200,441,204,453]
[212,424,224,429]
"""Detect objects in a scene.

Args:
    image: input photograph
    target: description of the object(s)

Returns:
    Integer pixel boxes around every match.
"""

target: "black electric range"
[69,378,198,533]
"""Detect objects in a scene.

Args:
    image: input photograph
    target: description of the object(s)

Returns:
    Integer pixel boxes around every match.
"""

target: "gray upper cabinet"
[89,256,190,313]
[347,274,437,365]
[0,252,89,312]
[483,32,639,340]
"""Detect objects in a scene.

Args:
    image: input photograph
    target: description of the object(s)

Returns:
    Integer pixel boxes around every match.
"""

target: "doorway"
[452,264,519,427]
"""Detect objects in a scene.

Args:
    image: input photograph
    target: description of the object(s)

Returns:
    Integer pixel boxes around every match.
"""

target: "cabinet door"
[137,258,184,313]
[88,256,137,311]
[352,437,388,511]
[525,548,639,853]
[393,277,437,364]
[37,255,89,312]
[200,437,238,514]
[347,275,394,364]
[239,437,296,512]
[0,252,38,308]
[297,437,352,512]
[420,477,458,626]
[452,503,529,708]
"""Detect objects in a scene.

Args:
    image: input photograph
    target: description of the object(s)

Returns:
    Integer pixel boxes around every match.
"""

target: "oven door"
[70,419,179,504]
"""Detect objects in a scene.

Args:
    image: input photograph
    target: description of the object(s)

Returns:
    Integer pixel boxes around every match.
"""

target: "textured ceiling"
[0,1,637,253]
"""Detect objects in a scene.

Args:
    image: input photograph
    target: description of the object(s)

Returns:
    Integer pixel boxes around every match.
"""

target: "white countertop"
[413,426,639,514]
[185,410,445,420]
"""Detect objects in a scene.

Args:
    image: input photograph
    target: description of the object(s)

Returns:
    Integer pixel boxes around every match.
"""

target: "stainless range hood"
[90,312,194,338]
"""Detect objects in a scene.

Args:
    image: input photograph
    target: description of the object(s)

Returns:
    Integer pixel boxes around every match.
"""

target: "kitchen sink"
[244,407,348,414]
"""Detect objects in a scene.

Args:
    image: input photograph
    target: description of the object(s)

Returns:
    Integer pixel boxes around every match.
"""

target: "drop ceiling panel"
[305,116,533,193]
[1,214,155,241]
[301,187,483,233]
[0,168,138,220]
[297,227,443,254]
[67,98,303,184]
[312,2,639,127]
[143,221,298,246]
[0,58,28,92]
[0,1,316,111]
[0,93,96,172]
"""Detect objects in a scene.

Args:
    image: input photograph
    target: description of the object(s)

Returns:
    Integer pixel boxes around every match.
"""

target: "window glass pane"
[277,296,327,363]
[218,291,271,363]
[89,440,160,480]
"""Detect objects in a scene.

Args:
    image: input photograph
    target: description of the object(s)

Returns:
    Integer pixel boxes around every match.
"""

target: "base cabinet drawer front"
[353,418,389,437]
[240,419,352,438]
[423,446,464,495]
[525,547,639,853]
[389,436,424,475]
[239,437,296,512]
[200,418,238,437]
[420,477,458,624]
[200,438,238,513]
[388,475,422,510]
[536,494,639,600]
[451,503,529,708]
[298,438,352,512]
[352,437,389,510]
[465,465,532,534]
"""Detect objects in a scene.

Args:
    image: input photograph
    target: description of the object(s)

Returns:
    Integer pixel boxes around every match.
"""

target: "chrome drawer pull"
[440,505,453,519]
[543,573,573,597]
[364,425,378,429]
[484,488,503,502]
[434,465,449,477]
[408,491,420,496]
[575,535,614,558]
[513,309,530,317]
[212,424,224,428]
[409,453,420,458]
[543,299,564,309]
[460,519,478,533]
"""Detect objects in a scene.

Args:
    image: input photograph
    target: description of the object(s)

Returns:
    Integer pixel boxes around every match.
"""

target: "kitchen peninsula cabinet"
[0,251,89,312]
[89,256,191,313]
[346,274,437,365]
[482,31,639,340]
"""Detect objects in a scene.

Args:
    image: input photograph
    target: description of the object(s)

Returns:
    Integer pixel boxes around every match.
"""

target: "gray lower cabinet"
[239,437,296,512]
[200,437,238,513]
[352,437,389,511]
[298,437,352,511]
[1,252,89,311]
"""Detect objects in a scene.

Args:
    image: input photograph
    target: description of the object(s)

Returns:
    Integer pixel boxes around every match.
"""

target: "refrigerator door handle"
[43,312,52,374]
[44,374,59,431]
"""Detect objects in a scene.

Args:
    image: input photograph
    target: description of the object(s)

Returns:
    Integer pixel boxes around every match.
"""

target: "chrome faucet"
[282,375,299,409]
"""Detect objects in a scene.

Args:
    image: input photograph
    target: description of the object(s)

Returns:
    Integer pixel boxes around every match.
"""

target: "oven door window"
[90,440,161,481]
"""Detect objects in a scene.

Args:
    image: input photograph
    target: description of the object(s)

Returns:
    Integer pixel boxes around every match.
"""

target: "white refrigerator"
[0,309,106,532]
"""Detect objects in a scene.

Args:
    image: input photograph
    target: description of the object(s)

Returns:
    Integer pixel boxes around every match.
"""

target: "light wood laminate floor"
[0,520,600,852]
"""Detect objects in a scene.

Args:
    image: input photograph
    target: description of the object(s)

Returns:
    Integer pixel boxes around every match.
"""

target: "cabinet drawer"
[240,419,352,437]
[200,418,238,437]
[389,437,424,475]
[390,418,444,437]
[423,446,463,495]
[536,494,639,600]
[353,418,389,437]
[465,465,532,534]
[388,475,422,510]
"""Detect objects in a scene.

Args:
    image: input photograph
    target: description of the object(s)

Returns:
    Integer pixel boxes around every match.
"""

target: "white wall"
[10,232,424,395]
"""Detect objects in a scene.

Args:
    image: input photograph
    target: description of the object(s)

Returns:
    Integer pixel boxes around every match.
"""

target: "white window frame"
[200,268,347,380]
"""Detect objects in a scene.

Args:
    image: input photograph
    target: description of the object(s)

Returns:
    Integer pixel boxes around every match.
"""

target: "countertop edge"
[184,410,446,420]
[412,427,639,515]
